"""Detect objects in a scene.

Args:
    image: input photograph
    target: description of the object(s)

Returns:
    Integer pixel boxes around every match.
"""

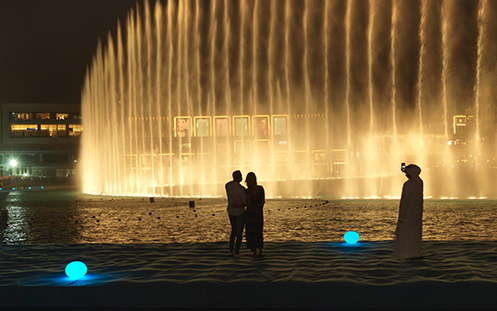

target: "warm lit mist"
[81,0,497,198]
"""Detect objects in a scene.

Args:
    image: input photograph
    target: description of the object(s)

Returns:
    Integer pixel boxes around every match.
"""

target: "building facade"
[0,103,81,188]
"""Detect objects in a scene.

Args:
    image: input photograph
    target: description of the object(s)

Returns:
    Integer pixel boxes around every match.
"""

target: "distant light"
[41,186,44,189]
[28,187,32,190]
[0,188,2,191]
[344,231,360,244]
[9,159,18,167]
[65,261,87,280]
[12,187,16,191]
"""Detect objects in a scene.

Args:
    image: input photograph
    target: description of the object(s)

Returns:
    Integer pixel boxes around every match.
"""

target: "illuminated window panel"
[234,140,251,164]
[11,112,33,120]
[40,124,58,137]
[273,139,288,152]
[56,113,69,120]
[331,149,348,176]
[57,124,67,137]
[312,150,327,163]
[272,115,288,136]
[180,142,191,154]
[139,154,155,170]
[252,115,270,138]
[10,124,38,137]
[331,149,348,164]
[69,124,83,136]
[36,112,51,120]
[194,117,211,137]
[174,117,192,138]
[312,150,328,177]
[233,116,250,137]
[254,139,270,164]
[214,116,230,137]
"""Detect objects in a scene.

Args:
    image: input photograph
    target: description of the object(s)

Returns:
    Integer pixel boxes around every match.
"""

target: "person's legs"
[234,214,245,254]
[229,215,236,254]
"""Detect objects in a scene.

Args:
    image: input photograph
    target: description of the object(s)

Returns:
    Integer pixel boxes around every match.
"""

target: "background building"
[0,103,81,189]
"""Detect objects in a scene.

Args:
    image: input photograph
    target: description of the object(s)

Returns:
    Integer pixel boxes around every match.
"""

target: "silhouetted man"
[225,170,246,256]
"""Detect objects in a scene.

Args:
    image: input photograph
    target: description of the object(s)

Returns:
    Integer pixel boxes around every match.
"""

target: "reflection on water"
[0,190,81,244]
[1,190,497,244]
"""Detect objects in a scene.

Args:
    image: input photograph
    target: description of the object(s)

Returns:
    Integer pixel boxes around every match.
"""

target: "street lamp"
[9,159,18,168]
[8,159,19,179]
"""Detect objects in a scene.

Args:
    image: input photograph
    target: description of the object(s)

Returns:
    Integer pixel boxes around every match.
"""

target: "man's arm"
[232,189,247,208]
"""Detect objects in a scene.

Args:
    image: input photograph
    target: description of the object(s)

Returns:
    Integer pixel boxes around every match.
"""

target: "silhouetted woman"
[244,172,265,257]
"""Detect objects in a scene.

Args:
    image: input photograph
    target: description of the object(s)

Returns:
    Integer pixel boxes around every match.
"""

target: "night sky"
[0,0,140,105]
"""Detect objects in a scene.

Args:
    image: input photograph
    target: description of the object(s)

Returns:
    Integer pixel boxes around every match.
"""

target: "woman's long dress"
[245,186,265,250]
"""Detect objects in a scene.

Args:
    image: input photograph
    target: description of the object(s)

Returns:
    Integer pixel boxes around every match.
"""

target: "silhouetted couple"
[225,170,265,257]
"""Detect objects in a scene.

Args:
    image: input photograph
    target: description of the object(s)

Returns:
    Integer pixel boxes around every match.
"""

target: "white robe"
[393,168,423,259]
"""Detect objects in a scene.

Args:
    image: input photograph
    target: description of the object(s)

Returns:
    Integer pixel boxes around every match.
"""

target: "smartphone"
[401,162,406,172]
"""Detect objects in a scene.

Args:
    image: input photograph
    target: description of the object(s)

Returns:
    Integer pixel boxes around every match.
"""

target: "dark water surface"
[1,189,497,244]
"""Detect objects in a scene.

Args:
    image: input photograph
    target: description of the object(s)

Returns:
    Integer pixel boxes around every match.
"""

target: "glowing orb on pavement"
[65,261,88,280]
[344,231,360,244]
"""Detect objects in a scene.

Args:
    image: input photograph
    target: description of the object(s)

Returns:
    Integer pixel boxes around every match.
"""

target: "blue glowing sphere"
[65,261,87,280]
[344,231,360,244]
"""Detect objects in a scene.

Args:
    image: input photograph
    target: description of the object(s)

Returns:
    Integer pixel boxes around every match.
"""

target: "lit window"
[174,117,191,138]
[273,116,288,136]
[56,113,69,120]
[194,117,210,137]
[58,124,66,137]
[36,113,51,120]
[214,117,230,137]
[11,112,33,120]
[234,140,251,164]
[69,124,83,136]
[234,116,249,137]
[40,124,57,137]
[253,116,269,138]
[10,124,38,137]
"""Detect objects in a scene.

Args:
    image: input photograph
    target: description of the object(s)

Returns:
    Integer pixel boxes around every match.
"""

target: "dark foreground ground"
[1,241,497,310]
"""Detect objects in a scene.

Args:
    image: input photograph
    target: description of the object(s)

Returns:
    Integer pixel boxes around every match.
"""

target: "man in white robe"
[393,164,423,259]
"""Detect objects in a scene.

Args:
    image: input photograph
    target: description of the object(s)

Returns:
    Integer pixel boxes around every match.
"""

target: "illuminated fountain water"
[81,0,497,198]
